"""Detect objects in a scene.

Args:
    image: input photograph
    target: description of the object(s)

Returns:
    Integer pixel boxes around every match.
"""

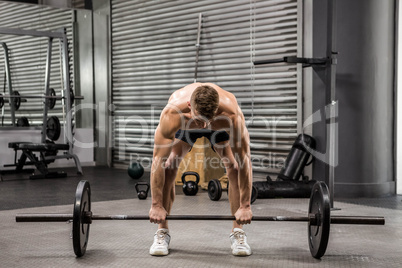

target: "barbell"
[9,115,61,140]
[208,178,258,204]
[0,89,83,110]
[15,180,384,259]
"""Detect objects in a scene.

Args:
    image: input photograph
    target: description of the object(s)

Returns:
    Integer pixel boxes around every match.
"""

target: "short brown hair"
[190,85,219,120]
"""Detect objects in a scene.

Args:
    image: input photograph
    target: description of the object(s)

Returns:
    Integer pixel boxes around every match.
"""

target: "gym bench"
[3,142,83,179]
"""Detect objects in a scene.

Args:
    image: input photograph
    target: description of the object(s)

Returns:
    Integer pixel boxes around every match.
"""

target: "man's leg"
[213,141,252,256]
[159,139,191,229]
[213,141,241,230]
[150,139,191,256]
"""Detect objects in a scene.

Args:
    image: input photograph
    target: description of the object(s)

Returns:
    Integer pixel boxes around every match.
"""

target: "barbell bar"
[0,90,83,110]
[15,213,384,225]
[0,93,84,100]
[15,180,385,259]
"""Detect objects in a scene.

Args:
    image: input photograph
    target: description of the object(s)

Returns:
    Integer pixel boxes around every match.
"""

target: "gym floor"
[0,167,401,268]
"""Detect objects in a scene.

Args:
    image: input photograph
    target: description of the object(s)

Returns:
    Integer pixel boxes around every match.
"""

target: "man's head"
[188,85,219,127]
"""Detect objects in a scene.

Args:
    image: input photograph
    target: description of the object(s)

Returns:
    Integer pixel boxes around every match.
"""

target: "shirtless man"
[148,83,253,256]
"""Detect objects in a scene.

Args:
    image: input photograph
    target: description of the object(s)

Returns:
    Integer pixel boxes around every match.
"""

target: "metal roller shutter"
[0,1,74,127]
[111,0,301,178]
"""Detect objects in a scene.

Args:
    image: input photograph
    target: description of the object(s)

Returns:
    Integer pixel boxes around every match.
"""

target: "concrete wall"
[312,0,396,197]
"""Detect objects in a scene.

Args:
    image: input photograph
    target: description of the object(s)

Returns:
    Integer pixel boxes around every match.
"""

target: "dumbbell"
[181,171,200,196]
[208,178,258,204]
[207,179,226,201]
[135,182,150,200]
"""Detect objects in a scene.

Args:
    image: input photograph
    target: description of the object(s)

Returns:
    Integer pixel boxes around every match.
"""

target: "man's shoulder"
[156,109,181,138]
[163,102,185,115]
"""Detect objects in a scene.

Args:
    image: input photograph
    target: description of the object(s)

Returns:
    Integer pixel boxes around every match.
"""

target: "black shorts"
[175,129,229,152]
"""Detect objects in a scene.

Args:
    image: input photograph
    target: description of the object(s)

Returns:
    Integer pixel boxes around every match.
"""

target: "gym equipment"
[72,180,90,256]
[70,89,75,107]
[208,179,258,204]
[12,90,22,110]
[251,185,258,204]
[252,134,317,199]
[46,116,61,141]
[181,171,200,196]
[47,88,56,109]
[15,180,385,258]
[194,13,202,82]
[254,0,338,208]
[0,91,83,103]
[0,90,30,111]
[16,116,29,127]
[4,141,82,179]
[308,181,330,258]
[43,140,57,164]
[254,177,318,199]
[5,142,69,179]
[1,27,83,175]
[0,93,4,108]
[135,182,150,200]
[254,56,328,66]
[127,162,144,179]
[207,179,222,201]
[278,134,316,181]
[0,88,83,114]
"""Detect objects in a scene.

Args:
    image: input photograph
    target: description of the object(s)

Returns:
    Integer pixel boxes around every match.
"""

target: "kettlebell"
[16,117,30,127]
[135,182,150,200]
[128,162,144,179]
[181,171,200,196]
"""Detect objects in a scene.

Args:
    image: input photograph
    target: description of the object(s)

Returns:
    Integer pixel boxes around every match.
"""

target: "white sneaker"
[230,228,252,256]
[149,229,171,256]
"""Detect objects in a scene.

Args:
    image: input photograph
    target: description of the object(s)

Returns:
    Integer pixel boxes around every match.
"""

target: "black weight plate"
[70,89,74,107]
[46,116,61,141]
[12,90,21,111]
[208,179,222,201]
[48,88,56,110]
[308,181,330,259]
[16,117,30,127]
[0,94,4,109]
[251,185,258,204]
[73,180,91,257]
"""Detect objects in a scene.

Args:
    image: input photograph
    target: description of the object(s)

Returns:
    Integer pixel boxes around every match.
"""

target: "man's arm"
[231,111,253,224]
[149,110,180,223]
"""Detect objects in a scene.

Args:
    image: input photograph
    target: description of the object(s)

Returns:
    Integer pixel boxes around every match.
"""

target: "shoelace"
[233,231,246,245]
[155,231,168,245]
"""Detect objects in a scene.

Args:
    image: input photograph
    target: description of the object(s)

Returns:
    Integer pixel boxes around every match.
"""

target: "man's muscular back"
[160,82,242,134]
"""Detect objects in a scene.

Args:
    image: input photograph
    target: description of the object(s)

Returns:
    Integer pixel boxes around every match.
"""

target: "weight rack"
[0,27,83,176]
